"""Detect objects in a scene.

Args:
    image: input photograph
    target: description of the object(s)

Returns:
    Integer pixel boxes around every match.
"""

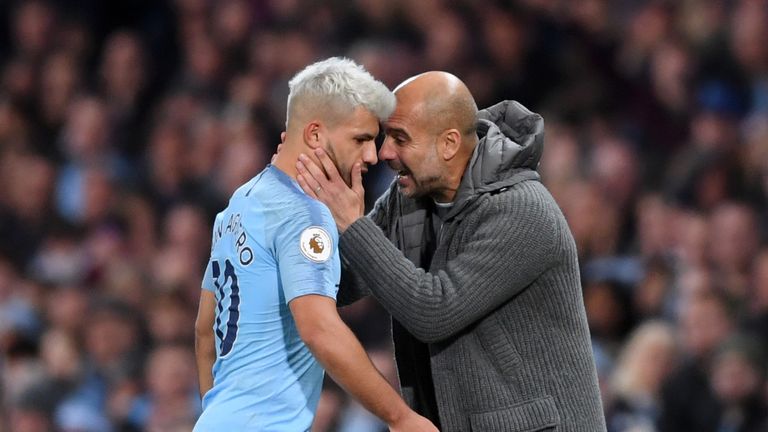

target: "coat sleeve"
[336,182,395,307]
[338,184,560,342]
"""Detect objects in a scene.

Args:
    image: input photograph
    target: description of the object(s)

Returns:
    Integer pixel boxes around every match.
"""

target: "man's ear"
[303,121,323,149]
[440,129,462,161]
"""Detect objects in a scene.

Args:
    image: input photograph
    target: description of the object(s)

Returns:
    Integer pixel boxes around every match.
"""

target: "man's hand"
[296,148,365,233]
[389,411,440,432]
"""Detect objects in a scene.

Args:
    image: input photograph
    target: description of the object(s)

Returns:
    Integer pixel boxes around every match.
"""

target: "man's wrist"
[338,215,362,233]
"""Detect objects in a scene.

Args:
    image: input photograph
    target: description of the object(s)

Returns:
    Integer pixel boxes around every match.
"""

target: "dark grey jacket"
[339,101,606,431]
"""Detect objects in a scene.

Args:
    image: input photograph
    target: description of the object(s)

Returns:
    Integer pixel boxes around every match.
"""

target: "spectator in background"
[99,31,150,162]
[8,396,53,432]
[10,0,56,61]
[55,96,127,224]
[123,344,200,431]
[142,122,189,214]
[708,202,761,306]
[146,293,195,345]
[665,81,747,211]
[0,152,55,268]
[44,285,88,337]
[38,50,81,158]
[15,329,85,430]
[52,299,146,430]
[607,321,678,432]
[659,292,735,432]
[745,250,768,348]
[729,0,768,115]
[0,257,40,357]
[584,279,635,355]
[709,334,768,432]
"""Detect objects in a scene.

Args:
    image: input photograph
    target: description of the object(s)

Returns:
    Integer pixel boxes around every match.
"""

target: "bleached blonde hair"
[286,57,395,127]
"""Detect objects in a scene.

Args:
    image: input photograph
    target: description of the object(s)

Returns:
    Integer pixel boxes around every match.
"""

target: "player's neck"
[273,140,326,182]
[272,147,301,180]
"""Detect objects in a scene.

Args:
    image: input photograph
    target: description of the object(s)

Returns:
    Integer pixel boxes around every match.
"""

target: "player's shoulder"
[226,166,332,231]
[213,209,226,225]
[274,200,337,263]
[260,166,332,219]
[283,195,335,232]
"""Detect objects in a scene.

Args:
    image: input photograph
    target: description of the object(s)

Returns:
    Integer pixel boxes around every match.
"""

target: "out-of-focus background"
[0,0,767,431]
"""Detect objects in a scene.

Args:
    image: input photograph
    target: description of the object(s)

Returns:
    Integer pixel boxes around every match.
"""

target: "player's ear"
[303,121,323,149]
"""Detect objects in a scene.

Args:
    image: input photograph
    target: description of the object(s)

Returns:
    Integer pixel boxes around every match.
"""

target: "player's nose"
[363,141,378,166]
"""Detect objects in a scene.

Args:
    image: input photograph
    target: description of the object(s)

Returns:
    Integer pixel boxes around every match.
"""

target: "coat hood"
[451,100,545,209]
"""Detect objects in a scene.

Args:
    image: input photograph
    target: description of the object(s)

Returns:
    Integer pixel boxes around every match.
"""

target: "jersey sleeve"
[201,260,215,292]
[201,212,223,292]
[274,203,340,303]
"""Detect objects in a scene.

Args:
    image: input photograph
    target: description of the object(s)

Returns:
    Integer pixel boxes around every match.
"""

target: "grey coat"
[339,101,606,431]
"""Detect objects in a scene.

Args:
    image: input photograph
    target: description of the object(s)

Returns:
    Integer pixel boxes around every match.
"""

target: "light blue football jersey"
[193,165,340,432]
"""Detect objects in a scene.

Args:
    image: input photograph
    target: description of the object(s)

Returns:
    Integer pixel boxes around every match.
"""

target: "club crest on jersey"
[299,226,332,262]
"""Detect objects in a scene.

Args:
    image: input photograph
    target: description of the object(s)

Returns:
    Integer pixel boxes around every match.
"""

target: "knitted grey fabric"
[338,100,606,431]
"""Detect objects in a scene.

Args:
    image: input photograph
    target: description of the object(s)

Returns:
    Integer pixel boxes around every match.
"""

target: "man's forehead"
[385,101,424,135]
[383,121,409,136]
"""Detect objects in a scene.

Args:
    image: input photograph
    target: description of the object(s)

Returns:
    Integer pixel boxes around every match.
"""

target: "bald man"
[297,72,606,431]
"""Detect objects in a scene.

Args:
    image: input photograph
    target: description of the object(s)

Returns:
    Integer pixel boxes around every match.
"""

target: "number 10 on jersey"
[212,259,240,357]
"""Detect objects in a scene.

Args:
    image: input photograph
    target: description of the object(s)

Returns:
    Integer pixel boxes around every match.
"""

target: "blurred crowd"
[1,0,767,431]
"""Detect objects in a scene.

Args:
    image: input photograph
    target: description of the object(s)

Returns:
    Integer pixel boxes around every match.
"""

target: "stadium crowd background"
[1,0,767,431]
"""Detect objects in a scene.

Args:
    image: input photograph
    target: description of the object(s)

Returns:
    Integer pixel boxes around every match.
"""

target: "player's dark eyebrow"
[354,133,376,141]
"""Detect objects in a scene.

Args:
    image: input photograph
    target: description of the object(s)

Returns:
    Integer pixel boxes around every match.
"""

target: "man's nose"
[378,136,395,161]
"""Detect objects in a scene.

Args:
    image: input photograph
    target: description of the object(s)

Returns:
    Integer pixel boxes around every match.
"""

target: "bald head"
[394,71,478,142]
[379,71,478,202]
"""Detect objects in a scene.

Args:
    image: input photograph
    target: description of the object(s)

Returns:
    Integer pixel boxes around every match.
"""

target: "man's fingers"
[296,158,324,196]
[351,162,364,195]
[298,153,329,186]
[314,148,341,181]
[296,174,318,199]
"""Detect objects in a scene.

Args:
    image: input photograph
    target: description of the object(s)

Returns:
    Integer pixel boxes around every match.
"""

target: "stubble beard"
[324,142,352,187]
